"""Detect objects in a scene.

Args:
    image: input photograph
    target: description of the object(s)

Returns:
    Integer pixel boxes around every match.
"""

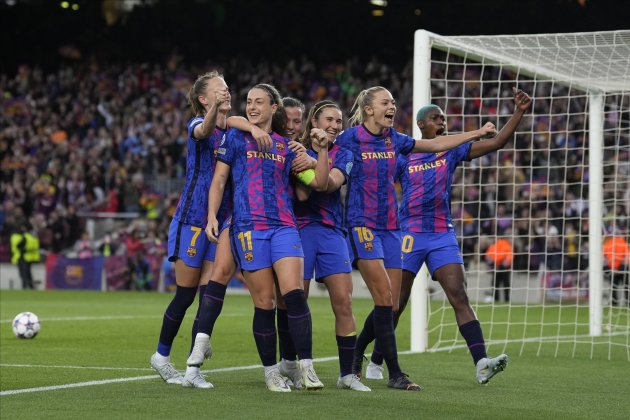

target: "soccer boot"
[300,359,324,391]
[278,359,303,389]
[187,334,212,366]
[387,372,422,391]
[182,371,214,389]
[265,369,291,392]
[365,360,384,380]
[476,354,508,384]
[150,353,184,385]
[337,374,371,391]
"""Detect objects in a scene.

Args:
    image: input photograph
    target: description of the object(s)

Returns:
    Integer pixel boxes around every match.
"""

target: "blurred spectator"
[10,222,40,289]
[485,236,514,302]
[603,235,630,306]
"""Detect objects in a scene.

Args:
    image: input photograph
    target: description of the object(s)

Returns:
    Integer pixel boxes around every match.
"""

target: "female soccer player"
[337,86,496,391]
[290,100,371,391]
[365,87,532,385]
[283,96,305,141]
[189,84,330,392]
[149,71,230,386]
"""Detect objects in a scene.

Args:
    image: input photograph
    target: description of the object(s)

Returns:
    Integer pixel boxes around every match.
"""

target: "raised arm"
[295,128,329,192]
[206,161,230,242]
[226,116,272,152]
[411,122,496,153]
[193,89,229,139]
[467,87,532,160]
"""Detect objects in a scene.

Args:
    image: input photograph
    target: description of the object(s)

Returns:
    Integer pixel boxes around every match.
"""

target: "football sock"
[253,307,277,367]
[337,334,357,377]
[196,280,227,336]
[459,319,487,365]
[373,305,401,378]
[189,284,206,353]
[283,289,313,360]
[370,310,399,365]
[277,308,297,361]
[157,285,197,357]
[354,310,375,360]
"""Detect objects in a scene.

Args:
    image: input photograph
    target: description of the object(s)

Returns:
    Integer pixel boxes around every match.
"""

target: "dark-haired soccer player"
[292,100,370,391]
[189,83,330,392]
[337,86,496,391]
[283,97,305,141]
[364,87,531,385]
[150,71,230,387]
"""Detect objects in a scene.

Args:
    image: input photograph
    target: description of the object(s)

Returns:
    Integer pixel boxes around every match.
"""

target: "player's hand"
[478,122,497,139]
[291,153,316,173]
[214,88,230,106]
[205,217,220,243]
[250,125,272,152]
[310,128,329,149]
[513,87,532,111]
[288,140,306,155]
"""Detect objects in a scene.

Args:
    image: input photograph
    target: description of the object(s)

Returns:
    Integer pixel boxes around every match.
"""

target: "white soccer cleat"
[278,359,303,389]
[300,359,324,391]
[182,371,214,389]
[265,369,291,392]
[187,334,212,366]
[365,361,384,380]
[476,354,508,384]
[337,374,371,392]
[150,353,184,385]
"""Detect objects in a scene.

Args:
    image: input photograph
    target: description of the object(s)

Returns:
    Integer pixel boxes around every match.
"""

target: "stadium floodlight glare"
[370,0,388,6]
[412,30,630,360]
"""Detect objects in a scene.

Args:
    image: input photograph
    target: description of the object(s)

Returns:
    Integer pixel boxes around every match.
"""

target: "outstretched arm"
[226,116,273,152]
[468,87,532,160]
[411,122,497,153]
[193,89,229,139]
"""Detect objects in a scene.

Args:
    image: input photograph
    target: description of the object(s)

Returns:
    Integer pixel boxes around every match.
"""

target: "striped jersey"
[294,144,353,230]
[217,128,298,231]
[336,125,415,230]
[172,117,221,228]
[396,142,472,232]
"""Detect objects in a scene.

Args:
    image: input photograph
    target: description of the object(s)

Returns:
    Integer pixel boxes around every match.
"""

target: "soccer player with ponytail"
[189,84,330,392]
[337,86,496,391]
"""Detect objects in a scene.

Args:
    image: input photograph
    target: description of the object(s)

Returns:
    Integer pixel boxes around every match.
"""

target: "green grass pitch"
[1,290,629,419]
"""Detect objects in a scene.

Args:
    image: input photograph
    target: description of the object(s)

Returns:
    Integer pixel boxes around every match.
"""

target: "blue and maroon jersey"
[217,128,298,231]
[212,129,232,227]
[336,125,415,230]
[172,117,220,228]
[397,142,472,233]
[294,144,353,230]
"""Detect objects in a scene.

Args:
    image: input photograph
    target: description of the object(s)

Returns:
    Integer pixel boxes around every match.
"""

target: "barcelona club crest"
[364,242,373,251]
[384,137,392,147]
[276,142,285,151]
[187,247,197,257]
[244,251,254,262]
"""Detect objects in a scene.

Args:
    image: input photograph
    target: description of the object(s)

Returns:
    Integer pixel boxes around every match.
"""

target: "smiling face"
[364,88,396,132]
[312,106,342,145]
[285,106,303,140]
[417,108,446,139]
[246,88,276,129]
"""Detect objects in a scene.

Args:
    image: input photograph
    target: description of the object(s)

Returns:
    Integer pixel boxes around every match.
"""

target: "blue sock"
[157,285,196,356]
[277,308,297,361]
[253,307,277,367]
[459,320,487,365]
[197,280,227,336]
[337,335,356,377]
[189,284,207,354]
[283,289,313,360]
[373,305,401,378]
[371,310,399,365]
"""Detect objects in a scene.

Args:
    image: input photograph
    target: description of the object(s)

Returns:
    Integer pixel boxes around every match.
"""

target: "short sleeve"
[188,117,204,141]
[217,128,239,166]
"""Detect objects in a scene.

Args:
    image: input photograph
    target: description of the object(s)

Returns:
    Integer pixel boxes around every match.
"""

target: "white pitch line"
[1,314,248,323]
[0,364,154,371]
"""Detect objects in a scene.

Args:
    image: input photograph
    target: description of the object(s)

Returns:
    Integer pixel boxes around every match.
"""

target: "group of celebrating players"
[149,70,532,392]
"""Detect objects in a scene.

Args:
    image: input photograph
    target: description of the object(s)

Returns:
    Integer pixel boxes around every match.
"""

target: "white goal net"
[411,30,630,360]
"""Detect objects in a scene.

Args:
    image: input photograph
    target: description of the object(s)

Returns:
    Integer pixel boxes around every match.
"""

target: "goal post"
[411,29,630,360]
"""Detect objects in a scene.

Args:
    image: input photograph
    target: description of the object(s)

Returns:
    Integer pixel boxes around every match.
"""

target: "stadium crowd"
[1,57,628,278]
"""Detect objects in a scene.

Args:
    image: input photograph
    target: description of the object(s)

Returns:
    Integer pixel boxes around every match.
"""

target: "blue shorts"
[301,223,351,282]
[230,226,304,271]
[346,227,402,269]
[167,220,216,268]
[401,231,463,278]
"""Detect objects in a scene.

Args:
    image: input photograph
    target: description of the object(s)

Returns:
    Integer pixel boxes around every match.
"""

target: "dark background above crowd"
[1,0,628,72]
